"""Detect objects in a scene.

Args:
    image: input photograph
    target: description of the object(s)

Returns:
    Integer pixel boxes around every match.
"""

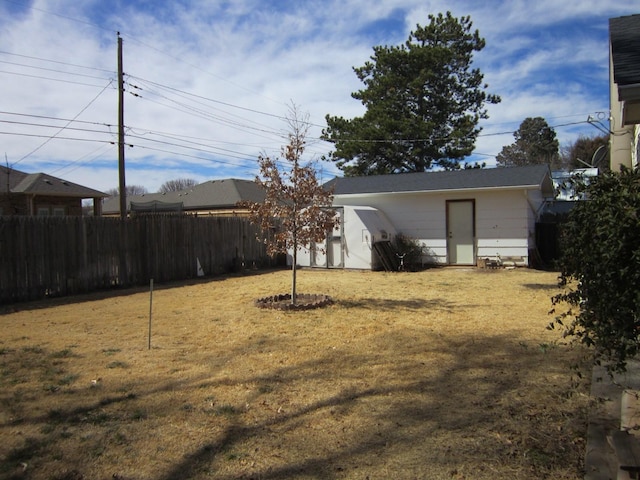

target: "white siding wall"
[334,188,539,266]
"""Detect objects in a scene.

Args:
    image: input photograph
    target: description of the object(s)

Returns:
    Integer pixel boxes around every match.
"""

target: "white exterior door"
[311,243,327,267]
[447,200,475,265]
[311,208,343,268]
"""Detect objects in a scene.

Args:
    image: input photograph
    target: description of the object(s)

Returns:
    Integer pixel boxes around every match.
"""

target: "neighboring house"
[551,168,599,201]
[296,165,555,270]
[0,165,107,216]
[610,14,640,171]
[101,178,266,216]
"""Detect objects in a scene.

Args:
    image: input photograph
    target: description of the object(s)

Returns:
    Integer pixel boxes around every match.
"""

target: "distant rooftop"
[325,164,553,196]
[101,178,266,214]
[0,165,106,198]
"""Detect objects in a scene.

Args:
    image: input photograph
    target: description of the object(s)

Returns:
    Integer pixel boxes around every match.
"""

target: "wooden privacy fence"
[0,215,274,304]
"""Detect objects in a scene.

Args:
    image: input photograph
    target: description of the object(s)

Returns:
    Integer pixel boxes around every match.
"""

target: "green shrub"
[550,167,640,373]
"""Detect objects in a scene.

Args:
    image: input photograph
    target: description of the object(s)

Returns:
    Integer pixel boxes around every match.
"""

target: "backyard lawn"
[0,267,591,479]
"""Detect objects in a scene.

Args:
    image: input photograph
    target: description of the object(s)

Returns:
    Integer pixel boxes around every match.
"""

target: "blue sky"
[0,0,638,193]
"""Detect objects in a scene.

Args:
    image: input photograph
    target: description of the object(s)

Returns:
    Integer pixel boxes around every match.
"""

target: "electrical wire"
[13,80,114,166]
[0,59,112,81]
[0,110,116,129]
[0,131,116,144]
[0,4,604,179]
[0,119,115,137]
[126,85,285,140]
[127,75,288,122]
[0,69,111,88]
[126,133,261,161]
[131,144,260,173]
[0,50,115,74]
[48,143,115,176]
[1,0,113,34]
[125,77,288,140]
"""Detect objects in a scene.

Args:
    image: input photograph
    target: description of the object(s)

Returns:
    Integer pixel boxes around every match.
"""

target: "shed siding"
[334,188,538,266]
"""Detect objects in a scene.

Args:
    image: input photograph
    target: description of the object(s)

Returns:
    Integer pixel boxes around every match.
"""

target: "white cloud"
[1,0,638,193]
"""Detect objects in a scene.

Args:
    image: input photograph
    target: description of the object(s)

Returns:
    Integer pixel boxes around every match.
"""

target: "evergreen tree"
[322,12,500,176]
[496,117,559,168]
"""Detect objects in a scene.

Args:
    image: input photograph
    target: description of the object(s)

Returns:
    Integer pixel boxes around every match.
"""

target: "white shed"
[317,165,555,269]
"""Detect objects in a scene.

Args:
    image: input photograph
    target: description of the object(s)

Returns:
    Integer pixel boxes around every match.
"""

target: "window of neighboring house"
[37,207,50,216]
[52,207,65,216]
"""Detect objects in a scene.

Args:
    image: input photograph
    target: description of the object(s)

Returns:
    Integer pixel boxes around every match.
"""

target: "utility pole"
[117,33,128,287]
[117,33,126,220]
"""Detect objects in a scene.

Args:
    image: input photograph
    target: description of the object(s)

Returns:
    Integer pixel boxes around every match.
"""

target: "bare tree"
[243,105,337,305]
[158,178,197,193]
[105,185,148,197]
[560,134,610,172]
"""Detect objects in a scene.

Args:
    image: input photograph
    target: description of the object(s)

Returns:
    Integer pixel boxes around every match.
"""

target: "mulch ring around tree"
[255,293,333,310]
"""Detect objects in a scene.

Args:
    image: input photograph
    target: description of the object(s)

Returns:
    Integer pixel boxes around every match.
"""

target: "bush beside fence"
[0,215,274,304]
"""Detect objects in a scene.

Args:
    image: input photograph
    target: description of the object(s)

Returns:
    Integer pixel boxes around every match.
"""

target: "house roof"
[325,164,554,196]
[610,14,640,100]
[102,178,266,214]
[0,165,107,198]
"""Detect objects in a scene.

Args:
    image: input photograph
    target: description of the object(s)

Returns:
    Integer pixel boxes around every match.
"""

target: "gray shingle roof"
[0,165,107,197]
[610,14,640,95]
[102,178,266,214]
[325,165,553,195]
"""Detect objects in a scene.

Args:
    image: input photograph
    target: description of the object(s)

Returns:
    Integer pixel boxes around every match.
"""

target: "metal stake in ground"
[148,279,153,350]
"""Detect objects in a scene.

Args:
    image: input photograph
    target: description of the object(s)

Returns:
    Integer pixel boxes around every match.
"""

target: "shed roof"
[0,165,107,198]
[610,14,640,98]
[102,178,266,214]
[325,164,553,196]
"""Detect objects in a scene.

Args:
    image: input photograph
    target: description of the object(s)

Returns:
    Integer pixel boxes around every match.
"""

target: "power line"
[0,110,116,128]
[13,80,114,166]
[0,69,111,88]
[131,144,260,173]
[0,50,115,74]
[127,74,288,122]
[48,143,115,177]
[2,0,113,34]
[126,83,285,139]
[0,131,116,144]
[0,119,116,136]
[0,59,112,81]
[126,77,289,137]
[126,133,260,161]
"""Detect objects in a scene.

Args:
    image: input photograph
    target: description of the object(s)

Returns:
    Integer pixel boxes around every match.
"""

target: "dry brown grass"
[0,267,591,480]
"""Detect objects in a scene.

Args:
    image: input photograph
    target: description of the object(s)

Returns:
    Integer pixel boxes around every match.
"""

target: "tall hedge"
[551,167,640,373]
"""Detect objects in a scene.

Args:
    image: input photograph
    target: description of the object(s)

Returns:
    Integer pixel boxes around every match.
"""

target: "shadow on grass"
[522,282,560,291]
[0,268,286,315]
[337,297,455,312]
[155,332,587,480]
[0,329,589,480]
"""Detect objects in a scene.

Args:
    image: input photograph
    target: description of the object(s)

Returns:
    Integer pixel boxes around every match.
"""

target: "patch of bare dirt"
[0,268,591,479]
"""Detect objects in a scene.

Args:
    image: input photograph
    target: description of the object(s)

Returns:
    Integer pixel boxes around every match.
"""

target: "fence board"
[0,215,274,304]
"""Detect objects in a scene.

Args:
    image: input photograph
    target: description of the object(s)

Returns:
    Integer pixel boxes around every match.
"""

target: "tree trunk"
[291,245,297,305]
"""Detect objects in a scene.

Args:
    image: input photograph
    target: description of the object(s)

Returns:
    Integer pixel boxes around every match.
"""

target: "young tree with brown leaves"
[245,107,337,305]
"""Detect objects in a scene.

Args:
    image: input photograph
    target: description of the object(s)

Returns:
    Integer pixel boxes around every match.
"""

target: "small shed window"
[53,207,65,216]
[37,207,50,216]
